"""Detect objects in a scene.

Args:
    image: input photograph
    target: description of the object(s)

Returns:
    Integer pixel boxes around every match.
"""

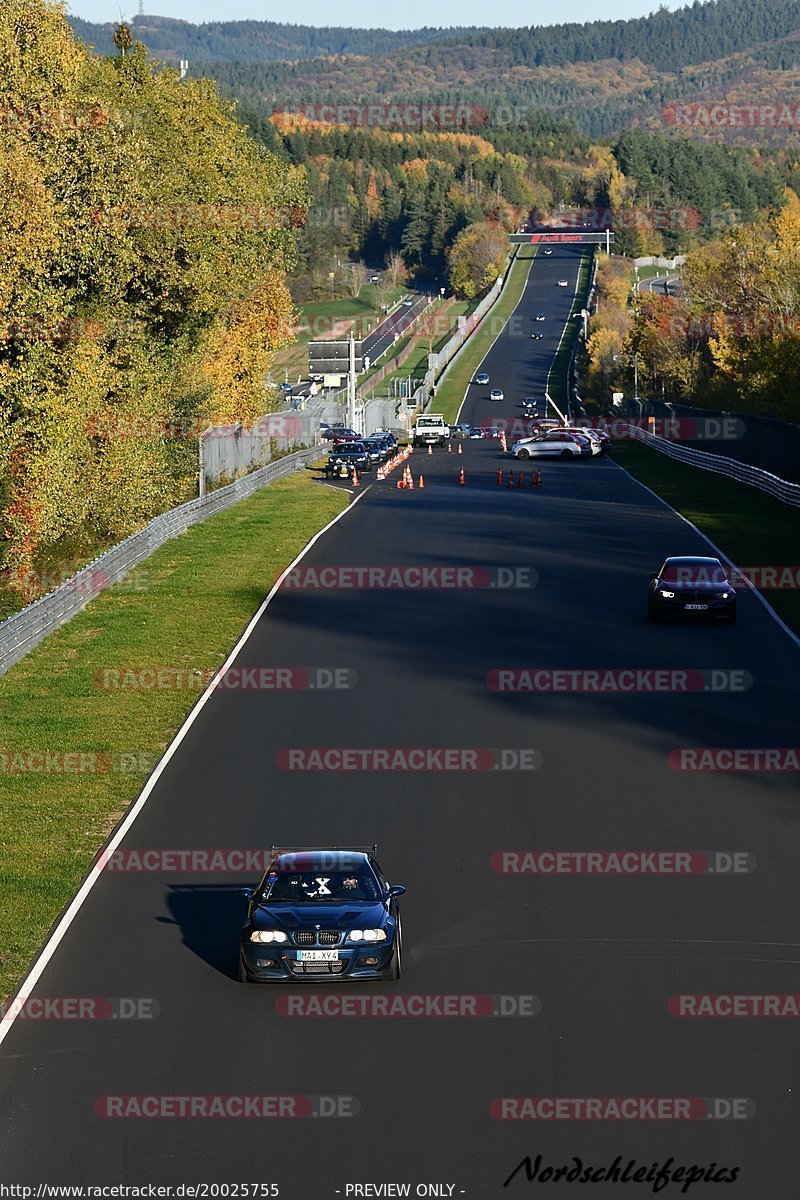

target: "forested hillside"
[0,3,305,597]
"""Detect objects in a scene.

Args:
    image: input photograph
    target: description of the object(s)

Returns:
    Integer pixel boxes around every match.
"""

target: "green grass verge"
[0,469,348,1001]
[434,247,536,425]
[613,439,800,633]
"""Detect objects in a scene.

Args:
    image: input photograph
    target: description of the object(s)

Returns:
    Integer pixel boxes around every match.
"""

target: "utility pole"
[634,354,639,403]
[347,334,356,432]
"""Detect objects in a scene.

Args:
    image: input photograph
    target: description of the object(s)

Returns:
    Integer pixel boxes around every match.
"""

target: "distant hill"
[68,14,478,62]
[70,0,800,141]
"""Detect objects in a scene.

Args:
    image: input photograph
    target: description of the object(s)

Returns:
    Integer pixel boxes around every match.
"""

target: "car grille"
[288,961,346,975]
[292,930,342,947]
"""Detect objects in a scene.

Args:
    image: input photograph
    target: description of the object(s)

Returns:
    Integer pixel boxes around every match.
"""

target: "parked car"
[364,436,392,463]
[564,427,602,455]
[511,432,592,459]
[448,423,472,438]
[321,426,359,442]
[648,556,737,624]
[412,414,450,447]
[324,442,373,477]
[372,429,398,450]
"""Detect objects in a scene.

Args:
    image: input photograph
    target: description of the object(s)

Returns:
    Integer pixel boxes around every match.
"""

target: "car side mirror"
[388,884,406,897]
[649,574,658,582]
[239,888,253,900]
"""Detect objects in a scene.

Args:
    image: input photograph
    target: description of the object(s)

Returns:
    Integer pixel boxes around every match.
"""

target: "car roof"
[663,555,722,565]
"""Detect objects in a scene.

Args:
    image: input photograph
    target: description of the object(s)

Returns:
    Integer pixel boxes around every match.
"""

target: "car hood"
[252,901,387,930]
[661,581,732,592]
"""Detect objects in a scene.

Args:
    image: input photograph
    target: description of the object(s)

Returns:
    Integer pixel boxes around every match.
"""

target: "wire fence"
[0,446,321,678]
[620,423,800,507]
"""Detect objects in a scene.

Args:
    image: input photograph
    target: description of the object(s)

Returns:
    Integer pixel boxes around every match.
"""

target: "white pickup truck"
[412,414,450,448]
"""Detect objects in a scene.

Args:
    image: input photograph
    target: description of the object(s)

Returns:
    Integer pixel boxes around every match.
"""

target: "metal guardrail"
[0,446,321,677]
[620,423,800,508]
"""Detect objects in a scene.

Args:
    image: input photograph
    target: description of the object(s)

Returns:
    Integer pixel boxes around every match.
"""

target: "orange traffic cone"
[457,442,462,455]
[507,469,515,489]
[418,474,425,488]
[518,470,524,489]
[396,477,405,489]
[351,467,359,487]
[530,470,537,488]
[447,442,452,453]
[496,468,503,486]
[428,444,432,455]
[458,467,465,485]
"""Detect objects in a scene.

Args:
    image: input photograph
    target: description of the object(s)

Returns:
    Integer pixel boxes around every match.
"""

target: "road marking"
[613,460,800,650]
[0,490,368,1052]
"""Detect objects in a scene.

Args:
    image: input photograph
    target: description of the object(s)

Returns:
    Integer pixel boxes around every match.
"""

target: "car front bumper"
[652,594,736,619]
[240,941,396,983]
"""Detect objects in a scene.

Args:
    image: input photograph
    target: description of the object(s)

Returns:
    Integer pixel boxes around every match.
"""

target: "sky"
[67,0,688,30]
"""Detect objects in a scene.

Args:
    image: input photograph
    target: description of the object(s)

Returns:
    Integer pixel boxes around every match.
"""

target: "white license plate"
[298,949,340,963]
[685,604,708,611]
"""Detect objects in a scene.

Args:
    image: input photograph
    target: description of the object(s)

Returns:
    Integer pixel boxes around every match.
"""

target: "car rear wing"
[269,844,378,855]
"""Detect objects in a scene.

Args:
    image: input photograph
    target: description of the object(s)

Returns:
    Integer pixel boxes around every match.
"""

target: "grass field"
[0,469,349,1001]
[613,439,800,634]
[272,285,402,380]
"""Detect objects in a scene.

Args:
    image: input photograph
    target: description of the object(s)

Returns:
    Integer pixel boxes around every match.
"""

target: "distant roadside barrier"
[619,422,800,508]
[0,447,320,678]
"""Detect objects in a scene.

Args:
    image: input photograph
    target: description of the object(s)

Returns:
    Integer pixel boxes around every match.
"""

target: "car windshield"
[661,562,728,585]
[261,869,381,902]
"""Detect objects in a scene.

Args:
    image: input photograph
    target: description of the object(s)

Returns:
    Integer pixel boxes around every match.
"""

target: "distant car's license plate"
[685,604,708,610]
[298,949,340,962]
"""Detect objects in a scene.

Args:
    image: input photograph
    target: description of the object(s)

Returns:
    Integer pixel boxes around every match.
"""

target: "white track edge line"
[612,459,800,651]
[0,487,367,1048]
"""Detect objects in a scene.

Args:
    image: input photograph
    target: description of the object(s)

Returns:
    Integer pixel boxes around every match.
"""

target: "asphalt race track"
[0,246,798,1196]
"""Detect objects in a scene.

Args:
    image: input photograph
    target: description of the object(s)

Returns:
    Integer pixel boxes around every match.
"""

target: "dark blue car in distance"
[239,847,404,983]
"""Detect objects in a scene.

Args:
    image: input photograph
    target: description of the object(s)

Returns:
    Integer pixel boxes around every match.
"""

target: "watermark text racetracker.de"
[94,1095,357,1118]
[492,1097,753,1120]
[491,850,755,874]
[93,666,356,692]
[669,747,800,770]
[487,669,750,694]
[282,565,536,590]
[275,993,540,1017]
[276,748,541,771]
[0,996,158,1022]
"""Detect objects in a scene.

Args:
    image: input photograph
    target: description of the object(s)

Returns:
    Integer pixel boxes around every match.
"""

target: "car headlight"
[250,930,288,944]
[658,589,675,598]
[717,591,731,599]
[347,928,387,944]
